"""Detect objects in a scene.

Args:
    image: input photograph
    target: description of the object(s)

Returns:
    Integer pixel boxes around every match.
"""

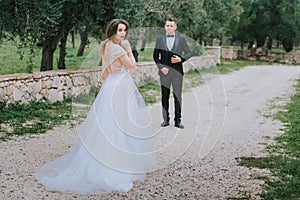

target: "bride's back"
[102,41,126,74]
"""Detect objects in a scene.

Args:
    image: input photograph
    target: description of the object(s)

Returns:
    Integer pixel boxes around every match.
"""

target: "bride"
[35,19,157,194]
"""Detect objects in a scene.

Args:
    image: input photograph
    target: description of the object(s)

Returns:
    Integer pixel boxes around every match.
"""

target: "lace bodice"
[102,41,127,74]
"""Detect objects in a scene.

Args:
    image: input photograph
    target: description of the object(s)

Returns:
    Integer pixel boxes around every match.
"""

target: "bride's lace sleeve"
[111,44,126,60]
[102,43,126,74]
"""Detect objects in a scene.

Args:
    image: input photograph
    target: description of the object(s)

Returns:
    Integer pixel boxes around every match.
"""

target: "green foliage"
[278,0,300,52]
[145,0,244,45]
[202,0,244,43]
[1,0,299,73]
[231,0,256,46]
[173,0,208,43]
[0,0,106,72]
[113,0,146,28]
[0,0,64,72]
[234,0,300,51]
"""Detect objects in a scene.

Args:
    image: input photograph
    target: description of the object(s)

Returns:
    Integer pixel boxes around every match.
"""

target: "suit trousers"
[160,69,183,123]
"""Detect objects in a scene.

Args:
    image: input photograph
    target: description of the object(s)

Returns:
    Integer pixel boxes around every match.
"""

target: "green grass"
[0,36,100,75]
[138,76,161,104]
[0,99,72,141]
[237,78,300,200]
[225,45,297,54]
[0,35,208,74]
[217,59,274,74]
[271,47,297,54]
[137,48,154,62]
[0,35,154,75]
[183,68,205,91]
[0,85,102,141]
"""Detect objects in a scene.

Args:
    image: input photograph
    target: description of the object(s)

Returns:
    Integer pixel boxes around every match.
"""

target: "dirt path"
[1,65,300,199]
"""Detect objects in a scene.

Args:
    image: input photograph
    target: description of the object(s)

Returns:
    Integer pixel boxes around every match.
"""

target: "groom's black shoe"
[175,122,184,129]
[161,120,170,127]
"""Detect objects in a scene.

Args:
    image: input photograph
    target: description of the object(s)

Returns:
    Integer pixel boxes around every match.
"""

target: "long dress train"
[35,42,157,194]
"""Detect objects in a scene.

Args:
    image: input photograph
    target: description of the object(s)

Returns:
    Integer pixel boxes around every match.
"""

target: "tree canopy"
[0,0,299,72]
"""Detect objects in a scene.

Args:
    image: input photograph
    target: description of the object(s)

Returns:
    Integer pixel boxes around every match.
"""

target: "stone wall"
[0,55,218,104]
[222,46,235,59]
[221,46,300,64]
[0,68,101,104]
[206,46,221,64]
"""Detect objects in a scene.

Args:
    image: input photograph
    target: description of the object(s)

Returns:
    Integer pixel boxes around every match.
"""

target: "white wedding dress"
[35,42,157,194]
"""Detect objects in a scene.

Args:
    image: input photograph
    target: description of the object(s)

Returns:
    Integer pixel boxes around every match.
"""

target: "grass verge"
[237,78,300,199]
[0,100,72,141]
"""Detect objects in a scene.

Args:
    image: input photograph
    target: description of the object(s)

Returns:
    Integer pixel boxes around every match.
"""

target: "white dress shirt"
[166,33,175,50]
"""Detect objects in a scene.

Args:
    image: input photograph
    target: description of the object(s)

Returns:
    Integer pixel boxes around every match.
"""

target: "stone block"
[48,89,63,103]
[13,88,22,102]
[0,88,5,102]
[35,80,42,93]
[36,93,43,102]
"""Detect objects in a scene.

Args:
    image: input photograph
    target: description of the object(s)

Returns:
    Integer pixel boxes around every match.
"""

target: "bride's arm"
[102,68,108,79]
[119,40,136,69]
[101,58,109,79]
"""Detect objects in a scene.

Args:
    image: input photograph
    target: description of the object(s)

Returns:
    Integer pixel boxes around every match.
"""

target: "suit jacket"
[153,33,192,76]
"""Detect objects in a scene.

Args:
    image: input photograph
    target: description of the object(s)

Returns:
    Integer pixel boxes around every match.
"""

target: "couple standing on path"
[35,17,192,194]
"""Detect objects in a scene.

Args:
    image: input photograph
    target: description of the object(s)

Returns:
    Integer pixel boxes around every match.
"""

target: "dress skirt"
[35,68,157,194]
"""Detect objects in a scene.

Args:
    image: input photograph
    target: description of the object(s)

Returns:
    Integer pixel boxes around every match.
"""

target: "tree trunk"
[247,41,254,49]
[208,37,214,46]
[58,31,68,69]
[219,38,223,46]
[71,29,75,48]
[77,30,88,57]
[199,34,203,46]
[0,25,2,42]
[283,38,293,53]
[256,36,265,47]
[40,35,61,71]
[267,37,272,50]
[140,35,147,51]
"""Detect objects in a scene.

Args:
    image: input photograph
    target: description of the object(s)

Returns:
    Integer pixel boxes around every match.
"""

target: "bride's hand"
[120,40,131,52]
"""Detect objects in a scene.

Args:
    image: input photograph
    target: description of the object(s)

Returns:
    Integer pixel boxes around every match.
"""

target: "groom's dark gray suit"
[153,33,192,124]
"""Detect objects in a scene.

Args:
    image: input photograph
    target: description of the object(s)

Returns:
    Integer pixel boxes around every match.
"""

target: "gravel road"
[1,65,300,199]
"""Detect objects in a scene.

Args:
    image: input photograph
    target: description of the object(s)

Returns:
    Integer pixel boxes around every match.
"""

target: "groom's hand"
[171,55,181,63]
[161,67,169,75]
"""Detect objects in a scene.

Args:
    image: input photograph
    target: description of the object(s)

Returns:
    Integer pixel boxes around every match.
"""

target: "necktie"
[167,35,174,38]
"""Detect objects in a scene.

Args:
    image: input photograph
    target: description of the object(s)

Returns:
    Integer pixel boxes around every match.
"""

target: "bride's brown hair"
[100,19,129,56]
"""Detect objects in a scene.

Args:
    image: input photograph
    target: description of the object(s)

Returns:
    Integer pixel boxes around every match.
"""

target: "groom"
[153,17,192,129]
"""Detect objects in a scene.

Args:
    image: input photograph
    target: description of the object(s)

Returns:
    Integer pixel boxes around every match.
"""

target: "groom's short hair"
[166,17,176,24]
